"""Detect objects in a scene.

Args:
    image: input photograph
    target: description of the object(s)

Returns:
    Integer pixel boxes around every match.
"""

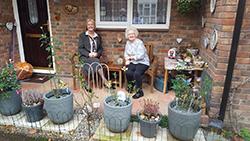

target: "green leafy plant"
[171,74,204,112]
[0,60,21,99]
[176,0,200,15]
[239,128,250,140]
[159,115,168,128]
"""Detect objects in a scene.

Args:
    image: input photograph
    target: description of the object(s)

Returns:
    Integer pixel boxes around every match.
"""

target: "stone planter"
[168,101,201,141]
[0,90,22,116]
[103,95,132,132]
[138,112,161,138]
[43,89,73,124]
[22,102,44,122]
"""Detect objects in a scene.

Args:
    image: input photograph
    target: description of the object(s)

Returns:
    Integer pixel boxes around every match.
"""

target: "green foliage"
[176,0,200,15]
[0,60,21,98]
[239,128,250,140]
[171,74,205,112]
[159,115,168,128]
[130,114,139,122]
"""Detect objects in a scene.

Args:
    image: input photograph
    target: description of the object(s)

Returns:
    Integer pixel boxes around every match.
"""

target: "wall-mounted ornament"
[210,28,218,50]
[64,4,78,15]
[202,36,209,48]
[210,0,216,14]
[176,38,183,44]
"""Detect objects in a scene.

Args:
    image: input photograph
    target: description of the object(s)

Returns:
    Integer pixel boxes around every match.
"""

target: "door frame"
[12,0,56,74]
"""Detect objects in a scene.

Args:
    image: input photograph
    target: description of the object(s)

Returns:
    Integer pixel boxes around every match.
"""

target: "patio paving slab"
[0,111,85,134]
[92,119,206,141]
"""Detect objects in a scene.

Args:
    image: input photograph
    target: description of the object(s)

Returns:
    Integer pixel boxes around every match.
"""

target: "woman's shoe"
[132,89,144,99]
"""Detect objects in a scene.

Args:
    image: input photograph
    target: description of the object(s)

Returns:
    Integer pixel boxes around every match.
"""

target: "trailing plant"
[159,115,168,128]
[176,0,200,15]
[139,98,160,121]
[0,60,21,99]
[22,89,43,106]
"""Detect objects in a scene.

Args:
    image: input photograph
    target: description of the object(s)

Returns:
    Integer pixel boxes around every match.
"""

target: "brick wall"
[200,0,250,128]
[0,0,19,68]
[49,0,201,75]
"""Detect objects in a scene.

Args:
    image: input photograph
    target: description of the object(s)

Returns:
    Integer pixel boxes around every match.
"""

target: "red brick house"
[0,0,249,130]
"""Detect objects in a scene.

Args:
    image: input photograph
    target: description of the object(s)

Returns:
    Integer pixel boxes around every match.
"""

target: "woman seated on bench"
[124,26,149,99]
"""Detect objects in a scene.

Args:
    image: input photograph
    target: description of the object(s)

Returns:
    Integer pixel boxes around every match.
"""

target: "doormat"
[22,74,52,83]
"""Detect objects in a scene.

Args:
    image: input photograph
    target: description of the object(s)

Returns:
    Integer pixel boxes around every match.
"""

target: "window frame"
[95,0,171,30]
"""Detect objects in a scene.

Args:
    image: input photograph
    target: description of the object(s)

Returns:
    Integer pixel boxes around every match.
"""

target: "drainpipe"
[218,0,246,121]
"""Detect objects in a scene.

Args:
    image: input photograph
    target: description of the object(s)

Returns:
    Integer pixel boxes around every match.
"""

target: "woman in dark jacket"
[78,18,107,85]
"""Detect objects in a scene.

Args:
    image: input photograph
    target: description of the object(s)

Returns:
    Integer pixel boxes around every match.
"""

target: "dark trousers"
[126,63,149,89]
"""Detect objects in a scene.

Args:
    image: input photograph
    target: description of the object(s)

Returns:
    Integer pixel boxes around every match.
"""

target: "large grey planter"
[103,95,132,133]
[138,113,161,138]
[23,102,44,122]
[168,101,201,141]
[44,89,73,124]
[0,90,22,116]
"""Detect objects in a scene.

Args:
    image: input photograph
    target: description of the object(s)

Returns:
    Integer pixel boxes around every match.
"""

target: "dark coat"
[78,32,103,64]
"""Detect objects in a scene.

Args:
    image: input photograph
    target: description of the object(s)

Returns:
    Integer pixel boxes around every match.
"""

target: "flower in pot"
[168,74,204,140]
[0,60,22,116]
[138,98,161,138]
[22,89,44,122]
[103,81,132,132]
[40,27,73,124]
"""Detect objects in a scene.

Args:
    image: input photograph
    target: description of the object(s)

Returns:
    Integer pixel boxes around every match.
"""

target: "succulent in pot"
[22,89,44,122]
[0,60,22,116]
[138,98,161,138]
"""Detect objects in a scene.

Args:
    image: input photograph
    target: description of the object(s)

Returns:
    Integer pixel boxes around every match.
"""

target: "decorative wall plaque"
[210,28,218,50]
[64,4,78,15]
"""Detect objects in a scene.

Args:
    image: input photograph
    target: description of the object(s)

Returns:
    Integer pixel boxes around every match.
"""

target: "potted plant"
[103,81,132,132]
[40,27,73,124]
[168,74,204,140]
[176,0,200,15]
[138,98,161,138]
[0,60,22,116]
[22,89,44,122]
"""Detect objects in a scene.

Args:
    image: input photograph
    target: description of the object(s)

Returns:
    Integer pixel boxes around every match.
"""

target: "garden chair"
[144,43,158,93]
[70,53,110,90]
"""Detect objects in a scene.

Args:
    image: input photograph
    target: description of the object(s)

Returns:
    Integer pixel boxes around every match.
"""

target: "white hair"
[125,26,139,39]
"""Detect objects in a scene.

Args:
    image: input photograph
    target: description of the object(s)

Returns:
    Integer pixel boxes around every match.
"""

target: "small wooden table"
[163,58,204,94]
[107,64,123,88]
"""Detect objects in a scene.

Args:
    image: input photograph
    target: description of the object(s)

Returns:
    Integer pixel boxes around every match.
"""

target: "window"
[27,0,38,25]
[95,0,171,30]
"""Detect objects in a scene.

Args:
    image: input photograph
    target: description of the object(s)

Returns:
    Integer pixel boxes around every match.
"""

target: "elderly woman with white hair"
[124,26,149,99]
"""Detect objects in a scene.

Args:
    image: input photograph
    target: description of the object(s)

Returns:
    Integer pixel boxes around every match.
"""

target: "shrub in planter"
[0,60,22,116]
[22,89,44,122]
[138,98,161,138]
[168,74,206,140]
